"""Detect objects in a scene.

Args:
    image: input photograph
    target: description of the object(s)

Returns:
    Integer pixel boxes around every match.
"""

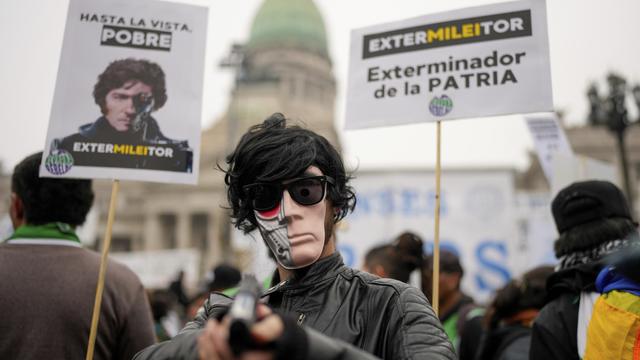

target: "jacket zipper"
[297,313,306,325]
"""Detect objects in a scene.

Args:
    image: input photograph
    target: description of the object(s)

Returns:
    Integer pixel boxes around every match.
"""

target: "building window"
[158,213,177,249]
[191,213,209,251]
[111,236,132,252]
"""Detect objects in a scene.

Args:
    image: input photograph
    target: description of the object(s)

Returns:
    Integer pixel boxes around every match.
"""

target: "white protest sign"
[40,0,208,184]
[345,0,552,129]
[525,113,574,182]
[336,169,521,302]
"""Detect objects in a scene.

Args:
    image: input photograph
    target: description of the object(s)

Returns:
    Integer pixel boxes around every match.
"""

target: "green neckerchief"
[222,276,273,298]
[8,222,80,243]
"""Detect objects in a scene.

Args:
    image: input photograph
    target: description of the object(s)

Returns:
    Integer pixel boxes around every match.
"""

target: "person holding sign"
[135,114,455,359]
[50,58,193,173]
[0,152,156,359]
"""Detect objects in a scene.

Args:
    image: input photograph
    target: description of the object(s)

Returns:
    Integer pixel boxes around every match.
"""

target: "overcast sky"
[1,0,639,174]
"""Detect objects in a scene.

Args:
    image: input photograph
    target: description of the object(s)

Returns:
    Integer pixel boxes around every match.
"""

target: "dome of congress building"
[247,0,329,59]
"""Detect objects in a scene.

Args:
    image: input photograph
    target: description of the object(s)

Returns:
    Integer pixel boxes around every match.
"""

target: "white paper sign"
[40,0,208,184]
[345,0,553,129]
[525,113,574,182]
[334,169,520,302]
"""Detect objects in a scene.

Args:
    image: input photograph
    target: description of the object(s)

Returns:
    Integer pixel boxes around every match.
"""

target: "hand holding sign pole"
[345,0,553,312]
[39,0,208,359]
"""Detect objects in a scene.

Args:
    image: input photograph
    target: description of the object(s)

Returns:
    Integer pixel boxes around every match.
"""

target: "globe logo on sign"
[45,149,74,175]
[429,95,453,116]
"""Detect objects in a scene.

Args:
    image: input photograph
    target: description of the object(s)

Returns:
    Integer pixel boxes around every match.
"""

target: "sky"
[1,0,639,174]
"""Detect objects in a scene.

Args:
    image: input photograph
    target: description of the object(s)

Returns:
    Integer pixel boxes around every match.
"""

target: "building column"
[204,209,225,269]
[177,211,190,249]
[143,212,161,250]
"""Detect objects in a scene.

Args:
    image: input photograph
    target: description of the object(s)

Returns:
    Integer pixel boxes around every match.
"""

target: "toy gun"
[131,93,155,136]
[228,274,263,356]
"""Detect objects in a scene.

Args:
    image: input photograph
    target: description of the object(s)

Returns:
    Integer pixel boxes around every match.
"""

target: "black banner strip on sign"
[362,10,532,59]
[100,25,172,52]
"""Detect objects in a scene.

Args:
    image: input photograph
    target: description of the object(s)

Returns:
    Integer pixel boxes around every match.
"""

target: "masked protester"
[134,113,455,360]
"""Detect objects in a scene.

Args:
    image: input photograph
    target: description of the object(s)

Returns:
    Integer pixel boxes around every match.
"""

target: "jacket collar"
[79,117,120,139]
[547,261,602,298]
[8,222,80,243]
[266,252,346,295]
[79,116,167,143]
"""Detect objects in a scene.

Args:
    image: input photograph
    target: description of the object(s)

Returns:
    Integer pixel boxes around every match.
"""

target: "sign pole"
[86,179,120,360]
[432,121,442,316]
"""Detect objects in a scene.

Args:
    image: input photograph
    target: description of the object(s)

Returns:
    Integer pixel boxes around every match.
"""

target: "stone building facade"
[73,0,338,276]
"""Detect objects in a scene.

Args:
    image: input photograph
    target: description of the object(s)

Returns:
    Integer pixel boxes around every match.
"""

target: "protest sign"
[525,113,574,183]
[345,0,552,129]
[36,1,208,358]
[40,0,208,185]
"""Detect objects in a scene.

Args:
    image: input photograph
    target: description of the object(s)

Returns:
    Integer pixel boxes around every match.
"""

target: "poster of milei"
[41,0,208,184]
[345,0,553,129]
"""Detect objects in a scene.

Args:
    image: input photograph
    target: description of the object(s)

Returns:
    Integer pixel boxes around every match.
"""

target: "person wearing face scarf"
[529,180,640,360]
[134,113,455,360]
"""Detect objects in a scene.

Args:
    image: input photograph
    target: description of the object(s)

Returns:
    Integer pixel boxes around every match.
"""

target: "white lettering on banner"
[100,25,172,51]
[70,142,175,158]
[332,170,555,303]
[350,188,447,219]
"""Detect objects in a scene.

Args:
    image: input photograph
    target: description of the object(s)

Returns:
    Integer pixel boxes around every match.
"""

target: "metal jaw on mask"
[254,203,296,269]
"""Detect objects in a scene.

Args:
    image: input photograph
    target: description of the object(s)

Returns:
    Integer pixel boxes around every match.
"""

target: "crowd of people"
[1,113,639,359]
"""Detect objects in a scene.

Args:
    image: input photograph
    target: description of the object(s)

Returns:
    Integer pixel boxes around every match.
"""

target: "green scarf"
[8,222,80,243]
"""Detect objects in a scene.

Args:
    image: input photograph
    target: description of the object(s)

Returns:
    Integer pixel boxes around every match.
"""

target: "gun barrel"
[228,274,262,356]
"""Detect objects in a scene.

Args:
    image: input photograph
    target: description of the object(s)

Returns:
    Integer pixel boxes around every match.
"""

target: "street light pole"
[587,73,638,213]
[219,43,247,261]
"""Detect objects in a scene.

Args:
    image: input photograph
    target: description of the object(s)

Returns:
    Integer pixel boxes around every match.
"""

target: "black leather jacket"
[135,253,455,360]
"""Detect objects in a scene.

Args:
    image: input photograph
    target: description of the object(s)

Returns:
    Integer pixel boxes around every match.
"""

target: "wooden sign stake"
[86,179,120,360]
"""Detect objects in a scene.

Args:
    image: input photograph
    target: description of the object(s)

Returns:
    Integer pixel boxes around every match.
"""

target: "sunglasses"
[243,175,335,211]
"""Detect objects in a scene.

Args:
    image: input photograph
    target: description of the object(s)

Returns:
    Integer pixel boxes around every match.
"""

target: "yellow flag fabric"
[584,291,640,360]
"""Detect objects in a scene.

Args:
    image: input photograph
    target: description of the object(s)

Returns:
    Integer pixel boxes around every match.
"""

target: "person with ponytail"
[363,231,424,283]
[478,265,554,360]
